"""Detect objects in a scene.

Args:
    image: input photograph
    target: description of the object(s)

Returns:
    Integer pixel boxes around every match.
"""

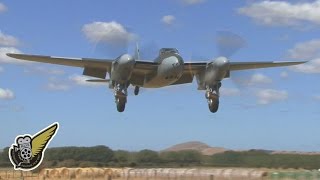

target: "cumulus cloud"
[161,15,176,26]
[44,74,106,91]
[44,77,70,91]
[290,59,320,73]
[256,89,288,105]
[0,3,7,13]
[238,0,320,27]
[280,71,288,78]
[0,31,19,47]
[234,73,272,86]
[314,95,320,101]
[0,88,15,100]
[180,0,206,5]
[0,47,28,64]
[250,73,272,84]
[82,21,137,45]
[288,39,320,60]
[287,39,320,73]
[24,66,65,75]
[45,82,70,91]
[220,87,241,96]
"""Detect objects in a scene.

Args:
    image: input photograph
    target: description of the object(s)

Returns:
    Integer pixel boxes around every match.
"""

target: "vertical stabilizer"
[134,43,140,60]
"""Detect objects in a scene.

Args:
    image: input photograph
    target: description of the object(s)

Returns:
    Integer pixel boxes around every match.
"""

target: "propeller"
[93,38,131,58]
[215,30,253,89]
[138,41,159,60]
[216,30,246,59]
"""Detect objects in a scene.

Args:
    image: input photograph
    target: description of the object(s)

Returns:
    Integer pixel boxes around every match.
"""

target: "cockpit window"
[159,48,179,55]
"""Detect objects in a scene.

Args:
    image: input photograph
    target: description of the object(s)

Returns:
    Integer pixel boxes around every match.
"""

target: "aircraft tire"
[116,98,126,112]
[134,86,139,96]
[208,98,219,113]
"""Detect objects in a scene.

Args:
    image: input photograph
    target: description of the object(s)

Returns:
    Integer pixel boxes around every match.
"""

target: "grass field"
[1,167,320,180]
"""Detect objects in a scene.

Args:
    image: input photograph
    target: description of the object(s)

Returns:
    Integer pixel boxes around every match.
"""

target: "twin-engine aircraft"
[7,48,305,113]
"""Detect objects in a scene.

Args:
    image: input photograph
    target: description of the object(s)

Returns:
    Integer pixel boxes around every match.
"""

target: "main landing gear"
[134,86,140,96]
[114,83,128,112]
[205,82,221,113]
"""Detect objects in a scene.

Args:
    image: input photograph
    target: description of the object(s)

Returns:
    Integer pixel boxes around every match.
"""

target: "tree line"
[1,146,320,170]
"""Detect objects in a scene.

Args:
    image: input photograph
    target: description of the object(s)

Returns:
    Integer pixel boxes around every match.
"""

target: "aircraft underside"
[109,50,227,113]
[7,47,306,113]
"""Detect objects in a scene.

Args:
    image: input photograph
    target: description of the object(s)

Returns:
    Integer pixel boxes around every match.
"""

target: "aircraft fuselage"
[143,52,184,88]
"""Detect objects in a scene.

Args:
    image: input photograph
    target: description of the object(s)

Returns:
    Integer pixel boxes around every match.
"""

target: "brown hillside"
[163,141,227,156]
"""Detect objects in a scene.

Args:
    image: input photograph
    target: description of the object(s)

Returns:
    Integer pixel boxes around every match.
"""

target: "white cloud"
[0,47,28,64]
[238,0,320,27]
[220,87,241,96]
[234,73,272,86]
[287,39,320,60]
[280,71,288,78]
[44,74,105,91]
[0,88,15,100]
[180,0,206,5]
[69,74,105,87]
[24,66,65,75]
[82,21,137,45]
[0,31,19,47]
[45,82,70,91]
[0,3,7,13]
[256,89,288,105]
[44,77,70,91]
[287,39,320,73]
[313,95,320,101]
[290,58,320,73]
[161,15,176,26]
[250,73,272,84]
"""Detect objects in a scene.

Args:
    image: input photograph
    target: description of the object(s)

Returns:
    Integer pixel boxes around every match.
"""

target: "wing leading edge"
[6,53,158,78]
[6,53,114,69]
[7,53,307,83]
[229,61,307,71]
[184,60,307,74]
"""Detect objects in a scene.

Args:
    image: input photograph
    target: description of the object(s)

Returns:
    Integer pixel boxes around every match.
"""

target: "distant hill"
[163,141,320,156]
[163,141,227,155]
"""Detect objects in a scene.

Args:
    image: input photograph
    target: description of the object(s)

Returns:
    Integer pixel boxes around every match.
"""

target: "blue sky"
[1,0,320,152]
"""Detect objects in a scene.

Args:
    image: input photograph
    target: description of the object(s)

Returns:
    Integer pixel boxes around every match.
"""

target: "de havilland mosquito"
[7,47,306,113]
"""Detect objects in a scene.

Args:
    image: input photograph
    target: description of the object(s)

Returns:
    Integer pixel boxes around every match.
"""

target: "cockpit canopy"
[159,48,179,56]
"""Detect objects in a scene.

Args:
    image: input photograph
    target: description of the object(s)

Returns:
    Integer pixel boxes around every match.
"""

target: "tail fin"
[134,42,140,60]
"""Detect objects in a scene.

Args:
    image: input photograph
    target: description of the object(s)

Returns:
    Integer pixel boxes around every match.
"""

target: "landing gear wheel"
[116,98,126,112]
[208,96,219,113]
[134,86,140,96]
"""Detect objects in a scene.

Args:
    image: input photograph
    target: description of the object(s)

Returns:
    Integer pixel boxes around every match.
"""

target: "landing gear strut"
[205,82,221,113]
[114,83,128,112]
[134,86,140,96]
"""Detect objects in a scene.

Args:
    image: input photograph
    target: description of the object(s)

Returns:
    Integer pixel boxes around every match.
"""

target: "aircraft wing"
[184,61,307,74]
[6,53,158,78]
[229,61,307,71]
[173,60,307,86]
[6,53,114,68]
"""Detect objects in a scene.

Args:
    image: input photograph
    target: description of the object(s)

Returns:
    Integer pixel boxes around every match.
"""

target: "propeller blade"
[216,30,246,58]
[139,41,159,60]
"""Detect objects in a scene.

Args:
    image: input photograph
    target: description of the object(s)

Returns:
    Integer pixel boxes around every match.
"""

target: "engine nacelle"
[196,57,229,89]
[110,54,135,84]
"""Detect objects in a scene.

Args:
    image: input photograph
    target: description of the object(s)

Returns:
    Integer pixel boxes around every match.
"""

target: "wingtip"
[6,53,20,58]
